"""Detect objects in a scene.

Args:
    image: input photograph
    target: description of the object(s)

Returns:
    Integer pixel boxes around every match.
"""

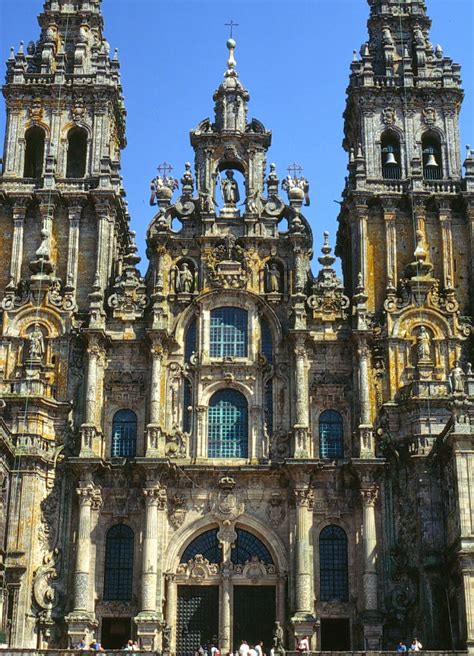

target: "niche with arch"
[381,131,402,179]
[66,127,87,178]
[23,126,45,178]
[422,132,442,180]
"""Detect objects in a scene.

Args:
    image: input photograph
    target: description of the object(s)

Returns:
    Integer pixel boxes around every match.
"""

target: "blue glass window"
[319,409,344,459]
[319,525,349,601]
[264,378,273,436]
[104,524,134,601]
[185,318,197,362]
[183,378,192,433]
[210,307,248,358]
[231,528,274,565]
[261,318,273,364]
[181,528,221,564]
[208,390,248,458]
[111,409,137,457]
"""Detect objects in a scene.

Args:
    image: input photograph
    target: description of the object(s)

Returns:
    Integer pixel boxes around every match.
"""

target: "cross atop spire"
[225,20,239,39]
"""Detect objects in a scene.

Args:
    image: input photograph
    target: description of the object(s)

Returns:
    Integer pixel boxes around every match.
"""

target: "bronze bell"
[425,153,438,167]
[385,151,398,165]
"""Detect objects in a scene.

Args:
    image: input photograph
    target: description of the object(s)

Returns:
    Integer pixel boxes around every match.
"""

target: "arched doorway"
[170,526,284,656]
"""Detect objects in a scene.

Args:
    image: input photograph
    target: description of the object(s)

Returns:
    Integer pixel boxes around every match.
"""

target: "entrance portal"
[233,586,275,650]
[101,617,132,649]
[320,618,351,650]
[177,585,219,656]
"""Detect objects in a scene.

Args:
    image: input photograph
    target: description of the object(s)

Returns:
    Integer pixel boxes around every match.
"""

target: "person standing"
[255,641,264,656]
[239,640,250,656]
[297,636,310,653]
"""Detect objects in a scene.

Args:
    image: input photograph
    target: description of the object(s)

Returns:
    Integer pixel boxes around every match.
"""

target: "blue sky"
[1,0,473,275]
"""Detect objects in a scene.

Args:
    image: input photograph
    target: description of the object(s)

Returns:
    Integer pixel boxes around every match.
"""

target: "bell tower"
[337,0,474,649]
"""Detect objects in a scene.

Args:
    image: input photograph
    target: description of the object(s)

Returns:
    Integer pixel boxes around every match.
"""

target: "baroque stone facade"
[0,0,473,653]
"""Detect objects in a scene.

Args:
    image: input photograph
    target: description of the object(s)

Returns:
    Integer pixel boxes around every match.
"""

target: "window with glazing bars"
[210,307,248,358]
[208,389,248,458]
[319,409,344,459]
[103,524,134,600]
[231,528,274,564]
[319,525,349,601]
[111,409,137,457]
[180,528,222,564]
[260,318,273,364]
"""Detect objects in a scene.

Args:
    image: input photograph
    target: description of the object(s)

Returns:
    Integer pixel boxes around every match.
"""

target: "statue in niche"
[265,262,281,293]
[220,170,240,206]
[25,327,45,363]
[174,262,194,294]
[449,361,465,394]
[416,326,432,363]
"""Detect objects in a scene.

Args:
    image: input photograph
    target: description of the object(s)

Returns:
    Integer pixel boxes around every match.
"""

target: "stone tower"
[0,0,473,653]
[337,0,474,650]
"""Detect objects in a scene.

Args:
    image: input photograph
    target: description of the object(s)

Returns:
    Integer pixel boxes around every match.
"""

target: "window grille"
[181,528,222,564]
[111,409,137,457]
[103,524,134,601]
[208,390,248,458]
[231,528,274,565]
[319,409,344,459]
[319,525,349,601]
[210,307,248,358]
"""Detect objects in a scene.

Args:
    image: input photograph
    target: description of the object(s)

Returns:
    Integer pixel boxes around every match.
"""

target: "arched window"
[231,528,274,565]
[184,318,197,363]
[23,126,45,178]
[319,410,344,459]
[181,528,221,564]
[208,389,248,458]
[381,132,401,179]
[111,409,137,457]
[319,525,349,601]
[66,127,87,178]
[183,378,192,433]
[260,318,273,365]
[104,524,134,600]
[210,307,248,358]
[422,132,442,180]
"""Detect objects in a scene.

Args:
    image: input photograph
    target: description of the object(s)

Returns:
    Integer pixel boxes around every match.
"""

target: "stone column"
[66,198,85,292]
[220,571,232,652]
[437,199,455,287]
[291,482,316,642]
[381,197,397,287]
[92,198,112,290]
[66,482,101,646]
[360,484,383,649]
[135,484,167,651]
[9,197,29,284]
[80,336,105,457]
[460,553,474,655]
[146,335,164,456]
[355,199,369,290]
[165,574,177,655]
[293,335,310,458]
[358,343,374,457]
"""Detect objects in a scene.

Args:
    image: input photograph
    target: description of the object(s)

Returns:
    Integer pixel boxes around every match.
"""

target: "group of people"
[397,638,423,652]
[74,638,140,651]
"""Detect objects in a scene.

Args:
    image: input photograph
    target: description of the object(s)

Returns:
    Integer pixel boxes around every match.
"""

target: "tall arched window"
[319,410,344,459]
[111,409,137,457]
[66,127,87,178]
[381,132,401,179]
[181,528,221,564]
[23,126,45,178]
[422,132,442,180]
[210,307,248,358]
[208,389,248,458]
[260,318,273,364]
[104,524,134,600]
[319,525,349,601]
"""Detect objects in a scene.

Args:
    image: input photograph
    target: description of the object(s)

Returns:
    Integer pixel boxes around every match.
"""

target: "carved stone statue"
[162,623,171,651]
[273,621,285,655]
[266,262,281,293]
[416,326,431,363]
[220,169,240,206]
[175,262,194,294]
[25,328,45,362]
[449,361,465,394]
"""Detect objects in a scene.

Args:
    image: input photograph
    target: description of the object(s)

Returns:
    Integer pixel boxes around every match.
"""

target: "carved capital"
[77,483,102,510]
[293,487,314,508]
[144,485,167,510]
[360,485,379,507]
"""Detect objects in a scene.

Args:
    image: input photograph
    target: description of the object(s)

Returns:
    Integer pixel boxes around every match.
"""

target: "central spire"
[213,38,249,133]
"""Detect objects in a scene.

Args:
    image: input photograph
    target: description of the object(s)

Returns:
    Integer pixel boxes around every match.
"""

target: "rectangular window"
[210,307,248,358]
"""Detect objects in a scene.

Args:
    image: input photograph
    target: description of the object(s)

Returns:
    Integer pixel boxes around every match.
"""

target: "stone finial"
[225,38,237,77]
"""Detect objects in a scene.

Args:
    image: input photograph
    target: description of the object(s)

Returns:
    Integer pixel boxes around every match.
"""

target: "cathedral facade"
[0,0,473,653]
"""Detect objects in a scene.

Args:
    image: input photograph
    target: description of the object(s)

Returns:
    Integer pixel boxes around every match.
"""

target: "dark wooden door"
[233,586,275,652]
[177,585,219,656]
